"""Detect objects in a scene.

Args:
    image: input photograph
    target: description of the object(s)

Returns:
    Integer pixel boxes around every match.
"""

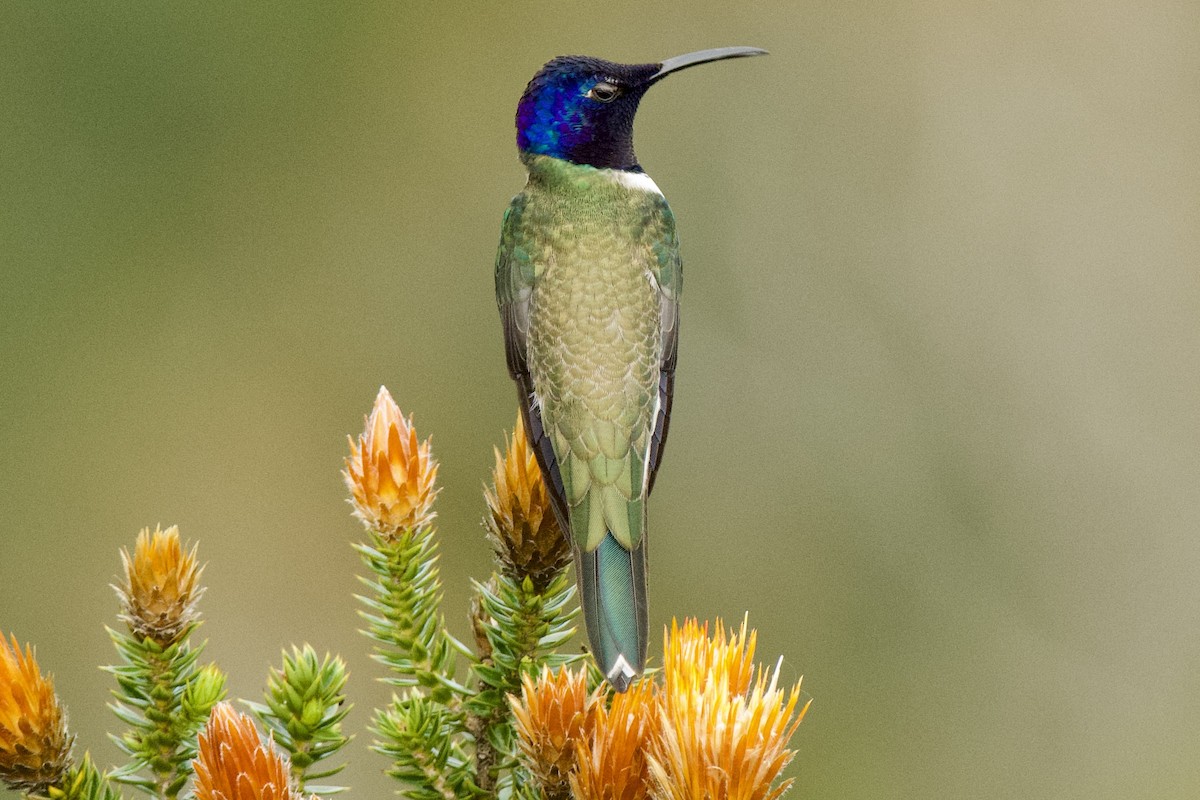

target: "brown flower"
[649,618,808,800]
[571,677,658,800]
[510,666,594,800]
[193,703,303,800]
[0,634,73,793]
[484,413,570,588]
[344,386,439,534]
[115,525,204,645]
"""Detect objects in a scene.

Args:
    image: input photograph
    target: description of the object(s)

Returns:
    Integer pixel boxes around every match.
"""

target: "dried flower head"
[0,634,73,793]
[115,525,204,645]
[571,678,658,800]
[344,386,439,534]
[511,666,594,799]
[650,619,808,800]
[468,589,494,662]
[484,414,570,588]
[193,703,304,800]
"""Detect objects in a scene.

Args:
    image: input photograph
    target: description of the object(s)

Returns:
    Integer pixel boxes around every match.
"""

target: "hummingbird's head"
[516,47,767,172]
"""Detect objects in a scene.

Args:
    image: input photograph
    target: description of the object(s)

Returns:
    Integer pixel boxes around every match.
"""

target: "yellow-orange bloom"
[484,414,570,588]
[650,618,808,800]
[116,525,204,645]
[344,386,439,535]
[0,634,73,792]
[571,678,658,800]
[661,617,756,698]
[510,666,594,800]
[193,703,303,800]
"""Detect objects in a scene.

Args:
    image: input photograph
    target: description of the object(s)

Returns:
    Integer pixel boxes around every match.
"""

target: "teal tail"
[578,532,647,692]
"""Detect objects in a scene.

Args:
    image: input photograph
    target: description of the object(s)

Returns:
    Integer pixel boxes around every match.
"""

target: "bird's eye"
[587,82,620,103]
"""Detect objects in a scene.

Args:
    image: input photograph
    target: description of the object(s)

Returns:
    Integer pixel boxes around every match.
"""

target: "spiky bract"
[46,754,123,800]
[661,618,756,697]
[373,696,478,800]
[245,646,350,795]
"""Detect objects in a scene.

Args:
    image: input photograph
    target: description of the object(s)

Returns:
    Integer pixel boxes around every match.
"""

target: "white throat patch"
[605,170,664,196]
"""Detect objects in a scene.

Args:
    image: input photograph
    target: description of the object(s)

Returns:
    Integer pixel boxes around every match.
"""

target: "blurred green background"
[2,2,1198,797]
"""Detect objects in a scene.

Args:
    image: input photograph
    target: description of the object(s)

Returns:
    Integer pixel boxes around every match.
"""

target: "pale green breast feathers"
[496,155,681,554]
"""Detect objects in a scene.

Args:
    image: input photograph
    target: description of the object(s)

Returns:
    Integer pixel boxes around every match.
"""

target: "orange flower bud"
[511,666,594,799]
[0,634,73,793]
[193,703,305,800]
[344,386,439,535]
[115,525,204,645]
[484,414,570,588]
[571,677,658,800]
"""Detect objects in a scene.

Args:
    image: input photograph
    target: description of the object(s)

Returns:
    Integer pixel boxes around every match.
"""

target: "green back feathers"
[495,154,678,686]
[497,156,676,554]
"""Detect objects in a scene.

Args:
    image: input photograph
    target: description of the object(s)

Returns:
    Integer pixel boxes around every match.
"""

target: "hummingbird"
[495,46,767,690]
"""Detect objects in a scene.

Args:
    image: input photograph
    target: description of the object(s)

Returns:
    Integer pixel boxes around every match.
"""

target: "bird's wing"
[495,194,569,525]
[646,197,681,495]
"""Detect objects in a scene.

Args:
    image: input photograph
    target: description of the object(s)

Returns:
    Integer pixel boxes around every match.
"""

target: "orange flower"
[484,414,570,588]
[571,677,658,800]
[115,525,204,645]
[193,703,303,800]
[344,386,439,535]
[510,666,594,799]
[661,617,756,698]
[650,618,808,800]
[0,634,73,792]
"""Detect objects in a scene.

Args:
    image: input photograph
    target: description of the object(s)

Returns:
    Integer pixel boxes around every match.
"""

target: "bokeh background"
[3,2,1198,797]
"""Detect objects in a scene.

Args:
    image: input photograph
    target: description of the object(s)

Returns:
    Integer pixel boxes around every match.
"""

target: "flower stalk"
[465,572,577,794]
[106,526,225,799]
[346,387,467,699]
[465,414,580,794]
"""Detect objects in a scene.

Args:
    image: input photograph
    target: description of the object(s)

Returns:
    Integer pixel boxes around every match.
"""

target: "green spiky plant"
[106,527,223,799]
[0,385,806,800]
[243,646,351,795]
[1,523,355,800]
[343,390,581,800]
[47,756,124,800]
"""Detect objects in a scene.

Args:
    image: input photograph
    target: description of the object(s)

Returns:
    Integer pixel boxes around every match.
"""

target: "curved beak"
[649,46,768,83]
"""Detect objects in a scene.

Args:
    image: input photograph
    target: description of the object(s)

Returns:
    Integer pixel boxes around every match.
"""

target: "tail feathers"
[578,532,647,692]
